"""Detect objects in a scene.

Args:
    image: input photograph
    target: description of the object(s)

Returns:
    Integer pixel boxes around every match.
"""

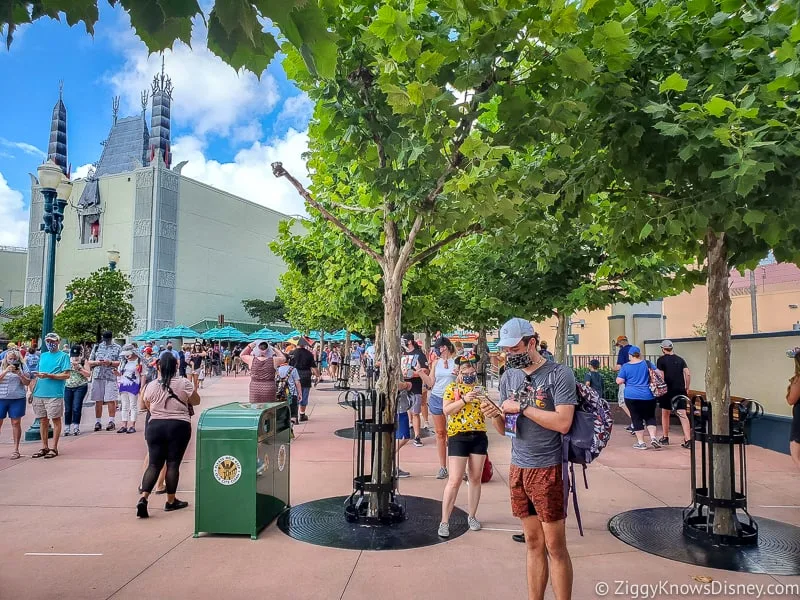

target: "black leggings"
[627,399,658,432]
[141,419,192,495]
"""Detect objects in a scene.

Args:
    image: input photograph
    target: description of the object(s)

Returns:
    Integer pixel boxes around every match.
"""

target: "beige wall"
[533,307,614,355]
[0,248,27,308]
[54,173,136,307]
[174,177,287,326]
[644,333,800,417]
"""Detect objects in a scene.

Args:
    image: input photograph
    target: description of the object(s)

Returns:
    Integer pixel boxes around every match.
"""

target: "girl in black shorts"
[437,354,489,537]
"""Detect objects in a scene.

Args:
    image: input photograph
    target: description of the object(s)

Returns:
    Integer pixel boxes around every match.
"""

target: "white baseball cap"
[497,318,535,349]
[660,339,674,349]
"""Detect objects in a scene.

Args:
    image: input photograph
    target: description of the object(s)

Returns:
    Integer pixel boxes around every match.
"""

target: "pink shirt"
[145,377,195,423]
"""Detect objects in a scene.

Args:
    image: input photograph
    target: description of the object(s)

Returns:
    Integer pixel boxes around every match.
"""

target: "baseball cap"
[615,335,628,345]
[102,330,113,340]
[660,340,673,349]
[298,337,310,348]
[45,332,60,341]
[70,344,83,358]
[434,336,453,349]
[401,332,415,342]
[629,345,642,355]
[497,318,535,349]
[143,347,153,355]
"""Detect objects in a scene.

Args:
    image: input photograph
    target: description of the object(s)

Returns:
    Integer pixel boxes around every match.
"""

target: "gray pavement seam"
[607,465,669,507]
[338,550,362,600]
[104,532,194,600]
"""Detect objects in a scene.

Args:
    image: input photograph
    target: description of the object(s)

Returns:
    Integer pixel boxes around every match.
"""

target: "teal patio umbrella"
[213,325,248,341]
[248,327,282,342]
[133,330,156,341]
[162,325,201,339]
[201,327,222,340]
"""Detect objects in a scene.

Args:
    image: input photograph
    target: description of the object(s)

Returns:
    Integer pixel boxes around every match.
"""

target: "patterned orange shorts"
[509,464,565,523]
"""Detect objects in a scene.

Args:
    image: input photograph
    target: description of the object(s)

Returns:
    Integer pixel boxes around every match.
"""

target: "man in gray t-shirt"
[490,317,576,600]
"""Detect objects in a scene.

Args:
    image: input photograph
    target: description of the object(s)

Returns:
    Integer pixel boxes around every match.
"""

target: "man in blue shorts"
[395,381,413,478]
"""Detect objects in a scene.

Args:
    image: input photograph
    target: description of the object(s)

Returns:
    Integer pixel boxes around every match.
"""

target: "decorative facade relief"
[133,318,148,335]
[136,169,154,189]
[26,277,42,293]
[157,269,176,287]
[159,220,177,239]
[154,319,173,330]
[133,219,152,236]
[129,269,150,286]
[161,171,179,191]
[29,231,45,248]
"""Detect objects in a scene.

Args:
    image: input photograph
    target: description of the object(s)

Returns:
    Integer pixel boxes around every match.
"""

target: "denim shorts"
[0,397,26,419]
[409,393,422,415]
[428,393,444,416]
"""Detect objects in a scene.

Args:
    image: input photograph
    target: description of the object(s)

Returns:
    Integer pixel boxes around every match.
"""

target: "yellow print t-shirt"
[443,382,487,437]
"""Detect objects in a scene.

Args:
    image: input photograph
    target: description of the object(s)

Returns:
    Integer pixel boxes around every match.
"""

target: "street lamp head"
[107,249,120,269]
[56,176,73,201]
[37,160,63,190]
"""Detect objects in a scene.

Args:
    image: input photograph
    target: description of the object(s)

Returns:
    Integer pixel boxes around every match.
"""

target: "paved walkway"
[1,375,798,599]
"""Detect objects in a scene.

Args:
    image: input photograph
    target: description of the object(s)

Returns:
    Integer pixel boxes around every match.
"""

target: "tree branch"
[325,200,381,214]
[406,223,484,268]
[271,162,383,265]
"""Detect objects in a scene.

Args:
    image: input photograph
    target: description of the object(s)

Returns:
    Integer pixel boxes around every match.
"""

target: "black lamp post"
[25,160,71,442]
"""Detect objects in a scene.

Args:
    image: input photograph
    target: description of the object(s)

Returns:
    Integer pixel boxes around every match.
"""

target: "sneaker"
[436,467,448,480]
[136,498,149,519]
[94,422,102,432]
[106,421,116,431]
[658,436,670,445]
[512,533,525,543]
[117,426,128,434]
[468,516,482,531]
[681,439,691,449]
[127,427,136,434]
[633,442,648,450]
[437,522,450,538]
[625,424,634,432]
[299,414,309,422]
[651,439,662,450]
[395,468,410,478]
[64,428,71,436]
[73,426,80,436]
[164,499,189,512]
[412,437,423,447]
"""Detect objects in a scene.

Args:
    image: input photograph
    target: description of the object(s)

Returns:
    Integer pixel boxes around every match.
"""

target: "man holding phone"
[30,332,71,458]
[89,331,121,432]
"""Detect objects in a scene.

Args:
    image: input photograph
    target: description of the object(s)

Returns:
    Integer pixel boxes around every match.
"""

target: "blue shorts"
[428,394,444,416]
[0,397,26,419]
[396,412,410,440]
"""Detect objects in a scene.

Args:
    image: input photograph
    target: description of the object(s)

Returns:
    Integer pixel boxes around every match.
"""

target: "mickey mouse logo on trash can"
[213,455,242,485]
[278,444,287,472]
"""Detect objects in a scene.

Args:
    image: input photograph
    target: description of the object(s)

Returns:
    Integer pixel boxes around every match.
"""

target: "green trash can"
[194,401,292,539]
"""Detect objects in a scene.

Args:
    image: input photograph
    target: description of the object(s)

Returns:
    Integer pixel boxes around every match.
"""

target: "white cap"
[660,339,674,349]
[497,318,535,349]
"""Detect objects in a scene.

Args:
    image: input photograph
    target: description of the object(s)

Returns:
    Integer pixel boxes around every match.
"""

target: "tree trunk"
[477,327,489,385]
[343,331,351,363]
[554,311,569,364]
[370,266,402,517]
[705,230,735,536]
[424,327,432,353]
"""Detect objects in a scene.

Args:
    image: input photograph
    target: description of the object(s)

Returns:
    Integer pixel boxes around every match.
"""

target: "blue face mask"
[462,374,477,385]
[46,341,59,352]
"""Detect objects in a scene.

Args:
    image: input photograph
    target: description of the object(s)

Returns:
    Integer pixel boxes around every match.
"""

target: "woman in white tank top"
[419,337,457,479]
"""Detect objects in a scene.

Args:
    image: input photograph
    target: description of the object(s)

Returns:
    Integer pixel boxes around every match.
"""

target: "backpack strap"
[570,462,584,536]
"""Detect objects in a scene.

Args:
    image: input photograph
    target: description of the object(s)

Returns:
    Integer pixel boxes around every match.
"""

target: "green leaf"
[555,47,593,80]
[639,222,653,240]
[592,21,630,55]
[654,121,687,136]
[743,210,766,226]
[123,0,198,51]
[703,96,735,117]
[207,7,279,75]
[382,83,412,113]
[659,72,688,93]
[415,50,446,80]
[460,133,490,159]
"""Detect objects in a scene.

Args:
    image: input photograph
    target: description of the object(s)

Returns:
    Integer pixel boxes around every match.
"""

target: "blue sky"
[0,4,312,246]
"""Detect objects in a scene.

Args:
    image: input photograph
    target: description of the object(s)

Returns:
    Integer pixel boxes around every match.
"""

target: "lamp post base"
[24,418,53,442]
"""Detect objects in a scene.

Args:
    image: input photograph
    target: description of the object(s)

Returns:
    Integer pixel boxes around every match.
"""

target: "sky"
[0,5,312,247]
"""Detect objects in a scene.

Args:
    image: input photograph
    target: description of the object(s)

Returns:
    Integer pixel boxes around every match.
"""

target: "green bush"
[573,367,619,402]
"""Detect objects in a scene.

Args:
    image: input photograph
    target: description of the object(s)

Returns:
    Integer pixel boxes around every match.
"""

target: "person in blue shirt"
[30,332,72,458]
[616,345,661,450]
[613,335,634,431]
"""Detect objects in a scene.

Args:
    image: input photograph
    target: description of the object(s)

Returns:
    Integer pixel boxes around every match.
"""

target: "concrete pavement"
[1,374,798,599]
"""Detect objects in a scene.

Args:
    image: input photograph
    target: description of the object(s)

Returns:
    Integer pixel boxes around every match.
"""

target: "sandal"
[31,448,50,458]
[43,449,59,459]
[10,450,21,460]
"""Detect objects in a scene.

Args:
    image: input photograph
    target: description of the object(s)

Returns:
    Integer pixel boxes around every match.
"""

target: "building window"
[79,212,102,247]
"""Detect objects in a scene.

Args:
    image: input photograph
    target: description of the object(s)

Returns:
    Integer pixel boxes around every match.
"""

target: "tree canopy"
[1,304,43,343]
[241,297,286,325]
[54,267,134,342]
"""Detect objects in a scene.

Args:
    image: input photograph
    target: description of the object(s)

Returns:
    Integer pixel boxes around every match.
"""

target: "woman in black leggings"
[137,353,200,518]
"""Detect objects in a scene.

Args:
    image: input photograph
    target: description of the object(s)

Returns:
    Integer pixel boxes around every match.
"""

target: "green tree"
[54,267,134,342]
[566,1,800,535]
[1,304,43,342]
[2,0,337,77]
[241,297,286,325]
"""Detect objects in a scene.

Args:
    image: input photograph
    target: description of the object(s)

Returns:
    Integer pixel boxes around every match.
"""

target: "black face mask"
[506,351,533,370]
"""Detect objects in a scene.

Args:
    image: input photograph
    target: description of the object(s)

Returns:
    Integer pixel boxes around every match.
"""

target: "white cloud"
[277,94,314,129]
[105,19,280,139]
[71,163,94,180]
[0,138,46,159]
[172,128,310,217]
[0,173,29,247]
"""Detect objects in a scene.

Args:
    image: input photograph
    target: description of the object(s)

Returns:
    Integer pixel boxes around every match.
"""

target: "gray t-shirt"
[499,361,578,469]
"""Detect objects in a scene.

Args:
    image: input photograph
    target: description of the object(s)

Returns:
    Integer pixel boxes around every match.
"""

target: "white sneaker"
[438,522,450,537]
[468,516,481,531]
[73,426,80,436]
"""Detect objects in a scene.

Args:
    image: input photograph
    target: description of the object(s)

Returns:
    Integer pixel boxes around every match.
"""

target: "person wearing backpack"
[275,354,301,424]
[616,346,661,450]
[494,318,577,600]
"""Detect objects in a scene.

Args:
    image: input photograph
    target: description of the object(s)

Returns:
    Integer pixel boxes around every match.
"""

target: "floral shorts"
[509,464,565,523]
